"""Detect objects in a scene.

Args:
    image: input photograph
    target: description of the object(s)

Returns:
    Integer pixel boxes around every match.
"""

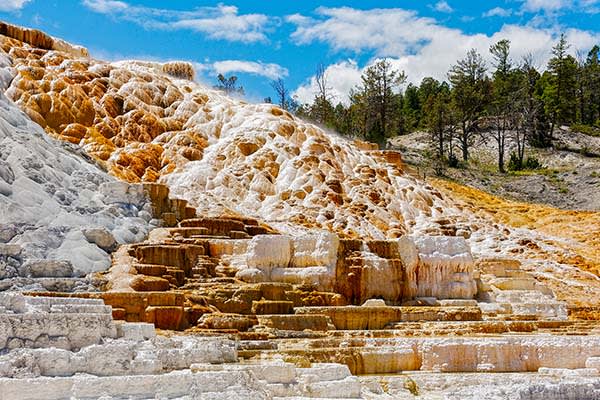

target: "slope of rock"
[0,66,155,291]
[1,21,600,400]
[0,22,476,240]
[433,178,600,310]
[1,21,599,309]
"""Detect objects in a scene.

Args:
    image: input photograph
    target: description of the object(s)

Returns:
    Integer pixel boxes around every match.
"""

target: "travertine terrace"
[1,22,600,399]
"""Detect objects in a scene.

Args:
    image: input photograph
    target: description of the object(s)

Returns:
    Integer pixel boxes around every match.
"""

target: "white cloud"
[211,60,288,80]
[483,7,513,17]
[290,7,600,104]
[82,0,127,13]
[293,60,362,105]
[519,0,600,14]
[433,1,454,13]
[521,0,571,12]
[289,7,453,55]
[81,1,273,43]
[0,0,31,12]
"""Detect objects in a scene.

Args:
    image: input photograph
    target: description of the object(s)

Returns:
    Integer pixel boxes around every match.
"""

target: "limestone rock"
[410,236,477,299]
[83,227,117,252]
[0,87,152,287]
[18,260,73,278]
[246,235,291,270]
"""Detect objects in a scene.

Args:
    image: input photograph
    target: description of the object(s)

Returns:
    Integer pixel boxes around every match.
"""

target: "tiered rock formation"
[1,21,600,399]
[2,20,597,314]
[3,274,599,399]
[0,292,374,400]
[81,194,483,331]
[0,72,159,293]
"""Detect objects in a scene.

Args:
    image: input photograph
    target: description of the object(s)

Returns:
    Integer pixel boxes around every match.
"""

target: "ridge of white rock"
[0,87,155,291]
[1,294,599,400]
[0,293,368,400]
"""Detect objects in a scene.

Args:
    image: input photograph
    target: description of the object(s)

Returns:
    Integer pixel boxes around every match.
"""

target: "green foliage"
[401,83,421,132]
[349,59,406,147]
[524,156,543,170]
[293,34,600,170]
[581,45,600,125]
[507,152,522,171]
[448,48,491,161]
[508,152,543,171]
[447,153,459,168]
[571,123,600,137]
[214,74,244,96]
[543,34,579,127]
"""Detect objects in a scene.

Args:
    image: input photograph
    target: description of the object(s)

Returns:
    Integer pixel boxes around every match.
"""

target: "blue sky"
[2,1,600,104]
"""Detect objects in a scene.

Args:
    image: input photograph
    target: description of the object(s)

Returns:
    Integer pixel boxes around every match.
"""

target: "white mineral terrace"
[0,293,599,400]
[1,22,600,400]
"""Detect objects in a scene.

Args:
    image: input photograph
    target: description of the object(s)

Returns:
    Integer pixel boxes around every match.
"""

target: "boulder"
[83,227,117,252]
[18,260,73,278]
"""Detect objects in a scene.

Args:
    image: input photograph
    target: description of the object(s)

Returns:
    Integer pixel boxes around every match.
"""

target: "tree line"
[289,35,600,173]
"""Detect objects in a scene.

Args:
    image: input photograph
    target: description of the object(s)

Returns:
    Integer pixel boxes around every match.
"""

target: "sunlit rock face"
[1,22,599,310]
[240,233,339,291]
[410,236,477,299]
[0,23,475,241]
[0,29,198,183]
[0,86,155,291]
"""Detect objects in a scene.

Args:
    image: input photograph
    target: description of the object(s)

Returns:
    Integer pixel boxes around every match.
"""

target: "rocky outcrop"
[1,21,600,400]
[0,21,87,57]
[0,87,156,291]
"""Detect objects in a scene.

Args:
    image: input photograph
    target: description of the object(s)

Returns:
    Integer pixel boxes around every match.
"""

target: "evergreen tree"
[350,59,406,148]
[543,34,579,135]
[424,82,456,173]
[488,39,518,172]
[418,77,443,109]
[448,48,491,162]
[214,74,244,96]
[401,83,421,133]
[581,45,600,125]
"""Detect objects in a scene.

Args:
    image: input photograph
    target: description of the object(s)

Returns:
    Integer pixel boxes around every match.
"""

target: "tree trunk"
[498,132,505,173]
[516,128,525,167]
[438,130,444,160]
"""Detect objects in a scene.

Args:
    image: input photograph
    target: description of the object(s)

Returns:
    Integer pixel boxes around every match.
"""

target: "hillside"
[1,21,600,400]
[391,128,600,211]
[0,21,598,306]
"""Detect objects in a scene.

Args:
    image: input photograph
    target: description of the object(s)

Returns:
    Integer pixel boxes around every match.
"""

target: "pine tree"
[350,59,406,148]
[214,74,244,96]
[488,39,517,172]
[543,34,578,136]
[448,48,491,162]
[424,83,456,173]
[401,83,421,133]
[581,45,600,125]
